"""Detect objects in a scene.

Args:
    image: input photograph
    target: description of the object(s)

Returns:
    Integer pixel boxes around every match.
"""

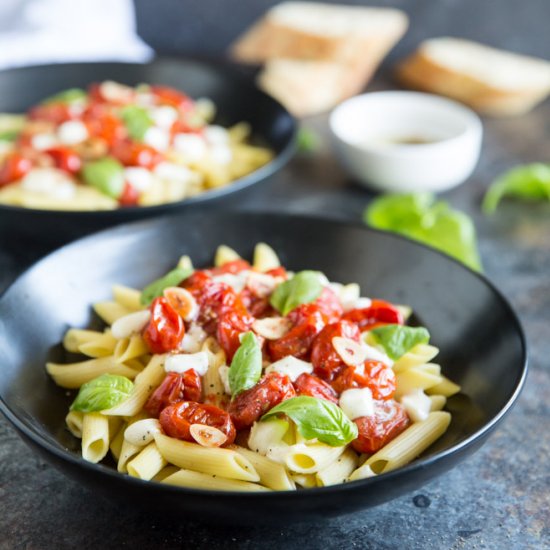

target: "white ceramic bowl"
[329,91,483,193]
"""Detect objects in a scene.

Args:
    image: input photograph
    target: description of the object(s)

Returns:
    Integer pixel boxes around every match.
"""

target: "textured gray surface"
[2,1,550,548]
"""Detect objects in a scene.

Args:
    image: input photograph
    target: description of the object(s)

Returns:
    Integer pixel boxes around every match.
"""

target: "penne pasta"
[214,245,240,266]
[395,366,443,398]
[290,473,317,489]
[65,410,84,438]
[93,301,133,325]
[426,377,461,397]
[78,331,118,358]
[81,413,110,464]
[429,395,447,411]
[316,448,359,487]
[127,443,168,481]
[109,424,126,461]
[284,443,346,474]
[152,465,180,483]
[202,337,227,407]
[253,242,280,272]
[112,285,142,311]
[113,334,149,364]
[392,344,440,373]
[63,329,105,353]
[162,469,270,492]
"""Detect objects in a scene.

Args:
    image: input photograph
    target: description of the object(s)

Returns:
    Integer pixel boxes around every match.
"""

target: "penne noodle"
[392,344,440,373]
[395,366,443,399]
[284,443,346,474]
[426,377,461,397]
[78,331,118,358]
[152,465,180,483]
[253,242,280,272]
[177,254,193,271]
[113,334,148,364]
[214,245,240,266]
[127,443,167,481]
[62,329,104,353]
[429,395,447,411]
[290,473,317,489]
[162,469,270,492]
[316,448,359,487]
[112,285,142,311]
[93,301,133,325]
[81,413,110,464]
[109,424,126,461]
[65,410,84,438]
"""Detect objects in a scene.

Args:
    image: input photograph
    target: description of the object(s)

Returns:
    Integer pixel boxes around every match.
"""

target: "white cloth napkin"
[0,0,153,69]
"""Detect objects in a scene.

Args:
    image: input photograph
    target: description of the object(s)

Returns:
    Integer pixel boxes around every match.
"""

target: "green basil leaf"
[81,157,125,199]
[262,396,358,446]
[229,332,262,397]
[0,130,19,142]
[140,266,194,305]
[270,270,323,316]
[70,374,133,412]
[482,163,550,214]
[364,193,482,272]
[42,88,87,105]
[370,324,430,360]
[121,105,153,141]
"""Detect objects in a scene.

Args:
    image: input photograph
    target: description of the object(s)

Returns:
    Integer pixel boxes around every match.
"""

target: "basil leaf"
[364,193,482,272]
[43,88,87,105]
[82,157,125,199]
[70,374,133,412]
[482,163,550,214]
[370,324,430,360]
[121,105,153,141]
[140,266,193,305]
[0,130,19,142]
[229,332,262,397]
[270,270,323,316]
[262,396,358,446]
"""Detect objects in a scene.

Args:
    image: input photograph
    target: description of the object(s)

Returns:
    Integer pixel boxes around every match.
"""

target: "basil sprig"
[140,266,193,305]
[70,374,133,412]
[121,105,153,141]
[42,88,87,105]
[262,396,358,447]
[81,157,125,199]
[370,324,430,360]
[229,332,262,397]
[270,270,323,316]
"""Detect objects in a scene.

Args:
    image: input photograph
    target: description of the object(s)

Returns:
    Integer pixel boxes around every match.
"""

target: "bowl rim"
[0,56,297,216]
[329,90,483,158]
[0,211,528,499]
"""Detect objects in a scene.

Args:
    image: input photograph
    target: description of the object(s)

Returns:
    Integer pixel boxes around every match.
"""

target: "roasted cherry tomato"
[265,266,288,279]
[331,360,396,400]
[118,181,140,206]
[240,287,273,318]
[343,299,404,331]
[229,372,296,430]
[151,85,194,110]
[315,287,344,323]
[211,259,251,275]
[0,153,32,187]
[82,105,126,146]
[45,147,81,174]
[310,320,361,381]
[160,401,236,445]
[216,299,255,360]
[293,373,338,403]
[144,370,202,417]
[111,140,162,169]
[351,400,410,454]
[28,103,74,124]
[143,297,185,354]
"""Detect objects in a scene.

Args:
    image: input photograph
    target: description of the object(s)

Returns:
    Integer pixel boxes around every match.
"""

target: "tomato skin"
[310,320,361,381]
[143,297,185,354]
[229,372,296,430]
[144,370,203,417]
[315,287,344,323]
[0,153,32,187]
[111,140,162,169]
[211,259,251,275]
[82,105,126,146]
[293,373,338,403]
[265,266,287,279]
[118,181,140,206]
[28,103,74,124]
[45,147,81,174]
[216,299,255,361]
[151,85,194,110]
[342,300,404,331]
[352,400,410,454]
[331,361,396,400]
[160,401,236,445]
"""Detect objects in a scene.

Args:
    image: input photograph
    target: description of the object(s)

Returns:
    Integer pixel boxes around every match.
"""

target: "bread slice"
[396,37,550,116]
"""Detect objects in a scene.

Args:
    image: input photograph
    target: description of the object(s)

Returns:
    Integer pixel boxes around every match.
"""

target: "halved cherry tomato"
[144,370,202,417]
[111,140,162,169]
[240,287,274,318]
[160,401,236,445]
[229,372,296,429]
[143,297,184,354]
[315,287,344,323]
[352,400,410,454]
[293,373,338,403]
[216,299,255,360]
[265,266,288,279]
[118,181,140,206]
[151,85,194,110]
[343,299,404,331]
[82,105,126,146]
[0,153,32,187]
[45,147,81,174]
[211,259,251,275]
[28,103,74,124]
[310,320,361,381]
[331,360,396,400]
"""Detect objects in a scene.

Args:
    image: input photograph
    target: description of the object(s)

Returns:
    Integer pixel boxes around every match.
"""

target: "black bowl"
[0,212,527,524]
[0,58,296,253]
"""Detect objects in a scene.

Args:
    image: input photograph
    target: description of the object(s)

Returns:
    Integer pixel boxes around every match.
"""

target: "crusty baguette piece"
[396,37,550,116]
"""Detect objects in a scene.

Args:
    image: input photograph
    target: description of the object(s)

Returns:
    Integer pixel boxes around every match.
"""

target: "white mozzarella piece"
[135,92,155,106]
[143,127,171,152]
[123,167,153,192]
[111,310,151,340]
[400,389,431,422]
[149,106,178,129]
[252,317,292,340]
[154,161,194,183]
[210,144,233,165]
[21,168,76,199]
[264,356,313,382]
[212,271,250,293]
[339,388,375,420]
[246,271,279,297]
[57,120,88,145]
[124,419,162,447]
[352,297,373,310]
[339,283,362,311]
[31,133,58,151]
[164,351,209,376]
[203,125,229,145]
[179,323,207,353]
[173,133,207,161]
[218,365,232,395]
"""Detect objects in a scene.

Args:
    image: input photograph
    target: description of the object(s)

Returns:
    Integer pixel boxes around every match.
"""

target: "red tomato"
[144,370,203,417]
[216,299,255,360]
[118,181,140,206]
[265,266,287,279]
[0,153,32,187]
[310,320,361,381]
[343,300,404,331]
[229,372,296,430]
[169,119,204,136]
[315,287,344,323]
[211,259,251,275]
[151,85,194,110]
[28,103,74,124]
[293,373,338,403]
[331,360,396,400]
[45,147,81,174]
[111,140,162,169]
[160,401,236,445]
[240,288,273,318]
[82,105,126,146]
[351,400,410,454]
[143,297,185,353]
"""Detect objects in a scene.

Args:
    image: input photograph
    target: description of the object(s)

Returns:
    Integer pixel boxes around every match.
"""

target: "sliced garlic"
[190,424,228,448]
[252,317,292,340]
[332,336,367,367]
[124,419,162,446]
[110,310,151,340]
[163,286,198,321]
